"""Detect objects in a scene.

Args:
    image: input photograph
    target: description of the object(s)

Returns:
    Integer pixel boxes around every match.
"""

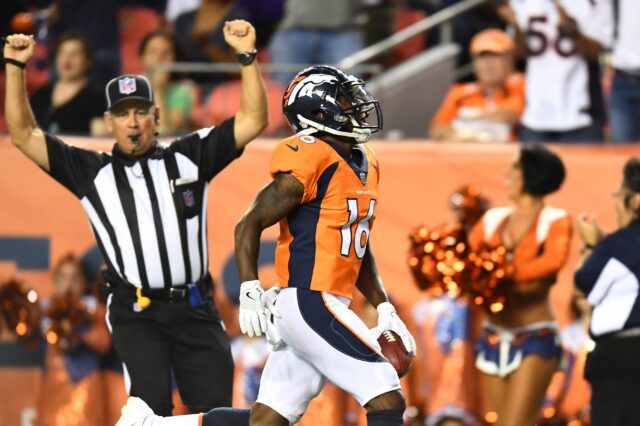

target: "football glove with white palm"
[239,280,280,338]
[371,301,417,356]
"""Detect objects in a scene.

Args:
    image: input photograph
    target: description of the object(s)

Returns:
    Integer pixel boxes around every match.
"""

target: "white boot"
[115,396,202,426]
[116,397,155,426]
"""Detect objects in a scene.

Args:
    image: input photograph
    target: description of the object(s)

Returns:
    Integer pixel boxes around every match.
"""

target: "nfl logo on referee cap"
[105,74,154,111]
[119,76,137,95]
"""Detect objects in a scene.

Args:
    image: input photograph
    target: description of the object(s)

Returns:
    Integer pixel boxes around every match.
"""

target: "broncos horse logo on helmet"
[282,65,383,144]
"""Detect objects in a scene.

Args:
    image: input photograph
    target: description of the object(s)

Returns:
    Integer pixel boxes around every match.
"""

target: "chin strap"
[297,114,371,143]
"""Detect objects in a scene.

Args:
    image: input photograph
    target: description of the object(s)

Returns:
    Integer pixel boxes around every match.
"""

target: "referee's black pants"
[107,293,234,416]
[584,335,640,426]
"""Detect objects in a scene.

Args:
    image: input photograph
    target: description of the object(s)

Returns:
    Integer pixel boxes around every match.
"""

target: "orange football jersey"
[270,133,380,299]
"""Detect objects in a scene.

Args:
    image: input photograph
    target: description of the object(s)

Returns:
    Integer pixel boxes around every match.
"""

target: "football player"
[235,64,416,426]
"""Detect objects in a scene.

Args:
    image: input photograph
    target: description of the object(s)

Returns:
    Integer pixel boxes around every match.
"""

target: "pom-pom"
[408,224,468,298]
[0,279,42,350]
[43,291,90,352]
[466,245,515,314]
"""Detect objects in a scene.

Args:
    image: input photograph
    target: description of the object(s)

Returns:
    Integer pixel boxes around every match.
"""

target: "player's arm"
[4,34,49,170]
[356,245,390,307]
[223,20,268,149]
[358,245,417,355]
[235,172,303,281]
[555,3,605,60]
[495,4,527,58]
[234,172,303,337]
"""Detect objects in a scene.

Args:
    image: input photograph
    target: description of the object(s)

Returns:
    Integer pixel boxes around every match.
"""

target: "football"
[377,330,414,378]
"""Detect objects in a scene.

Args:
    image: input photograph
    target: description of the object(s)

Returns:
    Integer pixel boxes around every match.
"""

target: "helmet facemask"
[331,77,383,143]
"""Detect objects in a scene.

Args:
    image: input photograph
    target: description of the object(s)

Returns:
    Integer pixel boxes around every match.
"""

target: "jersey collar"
[324,140,369,184]
[111,141,162,166]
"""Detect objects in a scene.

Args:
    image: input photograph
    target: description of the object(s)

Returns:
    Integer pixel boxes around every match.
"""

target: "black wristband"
[4,58,26,69]
[236,49,257,66]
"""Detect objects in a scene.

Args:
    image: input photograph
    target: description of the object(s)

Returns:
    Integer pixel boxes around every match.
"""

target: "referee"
[574,157,640,426]
[4,20,267,415]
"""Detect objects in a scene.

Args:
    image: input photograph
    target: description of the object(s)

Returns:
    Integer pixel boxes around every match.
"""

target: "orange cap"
[470,29,514,55]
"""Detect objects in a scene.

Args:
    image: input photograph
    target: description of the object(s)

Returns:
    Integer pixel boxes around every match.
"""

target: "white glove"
[239,280,281,338]
[371,302,417,356]
[239,280,267,337]
[263,286,285,349]
[262,286,281,321]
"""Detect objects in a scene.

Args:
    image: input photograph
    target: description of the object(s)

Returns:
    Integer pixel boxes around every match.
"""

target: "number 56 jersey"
[270,133,380,299]
[510,0,613,131]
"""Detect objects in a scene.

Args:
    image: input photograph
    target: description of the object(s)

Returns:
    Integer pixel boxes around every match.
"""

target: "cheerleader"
[468,144,571,426]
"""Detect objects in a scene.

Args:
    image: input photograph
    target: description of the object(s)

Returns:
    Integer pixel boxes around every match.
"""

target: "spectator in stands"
[497,0,613,143]
[30,32,105,135]
[574,157,640,426]
[139,30,199,135]
[237,0,285,48]
[165,0,201,25]
[430,29,524,143]
[174,0,250,88]
[608,0,640,143]
[268,0,364,87]
[49,0,121,87]
[410,0,506,74]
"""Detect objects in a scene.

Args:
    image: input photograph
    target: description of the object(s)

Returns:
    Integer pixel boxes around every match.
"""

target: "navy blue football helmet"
[282,65,383,143]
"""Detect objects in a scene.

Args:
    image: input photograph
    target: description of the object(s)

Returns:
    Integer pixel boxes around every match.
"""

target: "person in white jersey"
[497,0,613,143]
[609,0,640,143]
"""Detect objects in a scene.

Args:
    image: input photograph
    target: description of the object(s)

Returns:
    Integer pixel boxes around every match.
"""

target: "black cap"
[105,74,154,111]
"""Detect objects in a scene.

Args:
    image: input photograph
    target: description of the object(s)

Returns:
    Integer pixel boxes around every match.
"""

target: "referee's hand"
[223,20,256,54]
[3,34,35,64]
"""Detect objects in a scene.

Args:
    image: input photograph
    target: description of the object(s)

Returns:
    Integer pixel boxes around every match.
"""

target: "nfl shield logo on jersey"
[359,171,367,185]
[119,77,137,95]
[183,190,195,207]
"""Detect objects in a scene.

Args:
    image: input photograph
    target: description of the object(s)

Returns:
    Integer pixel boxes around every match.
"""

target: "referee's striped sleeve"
[44,133,105,198]
[171,117,241,181]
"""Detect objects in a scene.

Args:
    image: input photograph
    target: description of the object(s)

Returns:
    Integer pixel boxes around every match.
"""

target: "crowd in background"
[2,0,636,143]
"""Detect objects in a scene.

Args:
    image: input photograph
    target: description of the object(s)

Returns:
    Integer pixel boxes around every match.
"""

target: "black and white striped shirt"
[575,218,640,338]
[45,118,239,289]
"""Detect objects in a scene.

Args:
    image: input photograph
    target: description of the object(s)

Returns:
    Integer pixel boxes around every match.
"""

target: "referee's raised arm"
[223,20,268,149]
[3,34,49,170]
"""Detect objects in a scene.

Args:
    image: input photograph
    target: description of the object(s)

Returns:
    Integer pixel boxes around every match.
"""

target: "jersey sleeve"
[45,133,106,198]
[574,239,613,300]
[270,141,321,203]
[514,215,573,283]
[170,117,240,181]
[167,83,195,115]
[578,0,614,49]
[505,73,526,117]
[510,0,529,29]
[431,85,463,127]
